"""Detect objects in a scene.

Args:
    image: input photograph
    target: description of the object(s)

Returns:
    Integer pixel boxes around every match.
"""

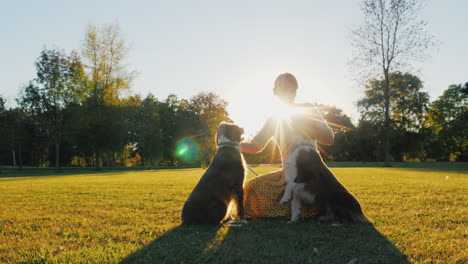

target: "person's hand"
[240,142,260,154]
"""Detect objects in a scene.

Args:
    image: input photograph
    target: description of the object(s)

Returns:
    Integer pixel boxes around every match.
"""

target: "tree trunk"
[95,152,101,170]
[35,151,39,167]
[383,70,392,167]
[55,140,60,171]
[18,144,23,170]
[11,146,16,167]
[106,151,114,167]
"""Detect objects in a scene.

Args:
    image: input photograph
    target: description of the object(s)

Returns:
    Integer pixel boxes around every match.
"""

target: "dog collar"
[217,142,240,150]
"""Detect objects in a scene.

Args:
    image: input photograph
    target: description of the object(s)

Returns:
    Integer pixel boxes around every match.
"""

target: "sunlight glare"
[202,227,229,254]
[174,139,200,164]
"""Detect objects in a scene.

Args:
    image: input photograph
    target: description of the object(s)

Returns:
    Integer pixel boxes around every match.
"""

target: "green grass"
[0,164,466,264]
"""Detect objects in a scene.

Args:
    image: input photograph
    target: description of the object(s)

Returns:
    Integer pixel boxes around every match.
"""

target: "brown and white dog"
[181,122,247,225]
[285,148,368,223]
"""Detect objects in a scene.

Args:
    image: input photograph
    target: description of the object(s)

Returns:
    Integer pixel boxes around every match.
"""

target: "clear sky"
[1,0,467,136]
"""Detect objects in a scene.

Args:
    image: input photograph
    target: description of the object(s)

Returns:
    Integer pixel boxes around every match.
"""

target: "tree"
[82,24,134,105]
[350,0,437,166]
[0,96,9,167]
[325,120,384,162]
[158,94,179,166]
[316,104,355,133]
[314,105,358,161]
[81,24,135,169]
[18,49,86,170]
[358,72,429,129]
[132,94,163,168]
[425,83,468,161]
[189,92,231,166]
[357,72,430,161]
[1,108,28,168]
[0,96,5,112]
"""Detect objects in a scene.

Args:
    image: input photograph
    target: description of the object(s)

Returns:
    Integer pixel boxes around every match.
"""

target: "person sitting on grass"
[240,72,334,219]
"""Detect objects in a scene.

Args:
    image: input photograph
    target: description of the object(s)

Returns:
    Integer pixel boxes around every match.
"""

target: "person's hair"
[273,73,298,96]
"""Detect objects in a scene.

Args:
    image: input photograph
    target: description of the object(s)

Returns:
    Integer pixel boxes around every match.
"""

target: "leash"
[247,166,259,177]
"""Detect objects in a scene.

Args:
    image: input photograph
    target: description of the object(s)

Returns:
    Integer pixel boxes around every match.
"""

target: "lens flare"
[175,138,200,164]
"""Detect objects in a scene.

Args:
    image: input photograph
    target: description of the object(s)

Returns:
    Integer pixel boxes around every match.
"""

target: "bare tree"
[350,0,437,166]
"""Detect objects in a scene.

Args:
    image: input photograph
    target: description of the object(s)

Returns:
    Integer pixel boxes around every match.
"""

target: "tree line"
[0,24,232,170]
[0,23,466,170]
[323,73,467,162]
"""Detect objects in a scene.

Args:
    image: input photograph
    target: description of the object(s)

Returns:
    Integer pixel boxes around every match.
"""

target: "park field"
[0,164,467,264]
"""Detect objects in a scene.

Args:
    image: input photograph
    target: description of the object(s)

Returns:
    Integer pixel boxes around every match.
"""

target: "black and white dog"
[181,122,247,225]
[285,148,368,223]
[280,141,317,222]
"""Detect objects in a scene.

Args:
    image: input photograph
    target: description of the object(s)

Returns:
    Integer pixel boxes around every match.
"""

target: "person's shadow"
[119,219,410,264]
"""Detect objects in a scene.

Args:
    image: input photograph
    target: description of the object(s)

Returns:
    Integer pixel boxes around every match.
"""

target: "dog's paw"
[224,220,248,227]
[287,215,300,223]
[279,198,289,205]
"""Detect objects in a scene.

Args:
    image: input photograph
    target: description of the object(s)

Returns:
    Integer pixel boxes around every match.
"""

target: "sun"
[227,92,272,138]
[227,92,307,139]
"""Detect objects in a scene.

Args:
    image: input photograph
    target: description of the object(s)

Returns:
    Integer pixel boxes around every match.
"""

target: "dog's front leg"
[234,185,245,220]
[280,162,297,204]
[288,183,305,223]
[225,187,248,226]
[280,182,295,204]
[289,193,302,223]
[235,194,248,224]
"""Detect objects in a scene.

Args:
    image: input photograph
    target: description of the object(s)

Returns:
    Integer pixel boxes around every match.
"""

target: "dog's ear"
[218,124,226,134]
[238,127,245,142]
[216,123,226,145]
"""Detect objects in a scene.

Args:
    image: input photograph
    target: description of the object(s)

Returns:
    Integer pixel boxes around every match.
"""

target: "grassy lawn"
[0,164,466,264]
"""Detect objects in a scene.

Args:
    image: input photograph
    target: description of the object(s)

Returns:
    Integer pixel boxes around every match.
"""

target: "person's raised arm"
[240,142,261,154]
[314,122,334,146]
[240,117,275,154]
[305,106,334,146]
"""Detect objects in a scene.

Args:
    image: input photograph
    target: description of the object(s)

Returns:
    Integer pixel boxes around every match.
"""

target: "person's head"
[273,73,298,104]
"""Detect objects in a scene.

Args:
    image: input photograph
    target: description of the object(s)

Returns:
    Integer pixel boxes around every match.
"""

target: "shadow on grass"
[120,225,222,264]
[120,220,410,264]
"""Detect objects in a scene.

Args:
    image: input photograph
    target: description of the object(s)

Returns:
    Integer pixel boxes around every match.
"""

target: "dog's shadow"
[119,220,410,264]
[118,224,216,263]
